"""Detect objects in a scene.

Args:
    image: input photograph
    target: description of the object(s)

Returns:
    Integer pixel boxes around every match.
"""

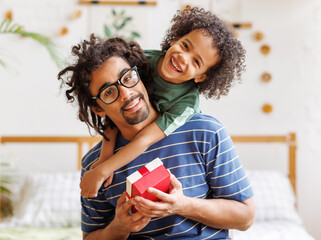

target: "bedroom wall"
[0,0,320,238]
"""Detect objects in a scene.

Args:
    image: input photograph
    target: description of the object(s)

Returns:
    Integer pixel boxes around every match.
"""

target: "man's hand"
[113,192,151,233]
[132,174,187,218]
[83,192,151,240]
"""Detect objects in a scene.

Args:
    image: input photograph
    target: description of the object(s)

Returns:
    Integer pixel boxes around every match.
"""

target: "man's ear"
[194,74,207,83]
[90,105,106,118]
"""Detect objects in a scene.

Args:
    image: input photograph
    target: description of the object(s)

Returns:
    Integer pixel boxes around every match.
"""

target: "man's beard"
[120,93,150,125]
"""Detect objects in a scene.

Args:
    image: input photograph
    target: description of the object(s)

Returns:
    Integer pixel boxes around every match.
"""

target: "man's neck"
[117,107,159,141]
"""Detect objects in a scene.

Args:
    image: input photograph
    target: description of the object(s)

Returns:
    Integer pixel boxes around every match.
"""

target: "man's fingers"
[118,192,127,204]
[146,187,169,202]
[170,174,181,188]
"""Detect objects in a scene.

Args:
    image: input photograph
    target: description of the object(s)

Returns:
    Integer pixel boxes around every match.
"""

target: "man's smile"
[122,95,143,113]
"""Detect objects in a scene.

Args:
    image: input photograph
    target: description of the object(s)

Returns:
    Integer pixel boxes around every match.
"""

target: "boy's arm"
[80,121,165,198]
[96,121,166,174]
[80,127,118,198]
[91,127,118,170]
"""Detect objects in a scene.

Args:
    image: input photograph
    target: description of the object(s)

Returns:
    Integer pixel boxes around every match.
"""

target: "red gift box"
[126,158,170,210]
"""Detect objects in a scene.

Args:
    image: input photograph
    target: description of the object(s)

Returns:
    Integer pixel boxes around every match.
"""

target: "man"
[58,35,255,240]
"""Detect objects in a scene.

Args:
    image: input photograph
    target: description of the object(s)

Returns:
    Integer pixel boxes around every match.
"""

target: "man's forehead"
[91,57,130,84]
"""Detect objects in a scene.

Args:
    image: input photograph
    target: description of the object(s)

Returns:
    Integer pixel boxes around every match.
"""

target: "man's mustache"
[120,93,144,113]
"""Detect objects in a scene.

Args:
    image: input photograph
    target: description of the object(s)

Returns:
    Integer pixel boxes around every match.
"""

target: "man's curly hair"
[58,34,153,140]
[161,6,246,99]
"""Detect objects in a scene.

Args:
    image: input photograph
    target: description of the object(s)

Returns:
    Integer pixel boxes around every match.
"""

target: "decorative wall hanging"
[78,0,157,5]
[232,23,252,29]
[260,44,271,55]
[5,10,13,20]
[58,27,69,36]
[253,31,264,41]
[262,103,273,114]
[71,9,83,19]
[261,72,272,83]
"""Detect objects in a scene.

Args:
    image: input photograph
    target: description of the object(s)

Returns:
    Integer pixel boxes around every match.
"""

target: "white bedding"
[0,172,81,228]
[0,170,315,240]
[234,220,314,240]
[234,170,315,240]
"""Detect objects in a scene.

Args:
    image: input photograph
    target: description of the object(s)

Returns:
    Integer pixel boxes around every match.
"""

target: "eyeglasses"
[92,66,140,105]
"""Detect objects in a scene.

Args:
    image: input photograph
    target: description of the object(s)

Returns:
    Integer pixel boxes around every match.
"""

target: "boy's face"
[158,29,220,84]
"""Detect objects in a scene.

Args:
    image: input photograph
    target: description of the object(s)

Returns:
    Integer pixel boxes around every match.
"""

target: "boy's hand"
[80,166,113,198]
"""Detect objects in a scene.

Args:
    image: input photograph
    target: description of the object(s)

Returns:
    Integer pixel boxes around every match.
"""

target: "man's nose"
[118,85,134,101]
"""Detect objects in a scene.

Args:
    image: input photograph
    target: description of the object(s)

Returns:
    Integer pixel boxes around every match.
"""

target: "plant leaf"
[104,25,111,37]
[0,58,6,68]
[18,31,62,68]
[0,20,62,68]
[0,185,11,195]
[131,31,140,38]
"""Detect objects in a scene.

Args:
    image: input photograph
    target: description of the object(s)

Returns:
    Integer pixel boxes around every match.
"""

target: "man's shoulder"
[185,113,224,130]
[81,140,102,170]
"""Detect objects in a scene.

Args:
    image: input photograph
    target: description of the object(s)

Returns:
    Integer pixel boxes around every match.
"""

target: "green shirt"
[144,50,200,136]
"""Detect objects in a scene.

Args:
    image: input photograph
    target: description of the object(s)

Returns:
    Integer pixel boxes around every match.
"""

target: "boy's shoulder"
[144,49,163,59]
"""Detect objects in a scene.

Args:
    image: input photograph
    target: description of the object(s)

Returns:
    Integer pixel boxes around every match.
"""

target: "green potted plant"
[0,19,61,69]
[104,9,140,41]
[0,161,14,219]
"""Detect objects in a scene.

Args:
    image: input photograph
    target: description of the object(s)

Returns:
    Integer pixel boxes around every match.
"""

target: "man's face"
[90,57,151,127]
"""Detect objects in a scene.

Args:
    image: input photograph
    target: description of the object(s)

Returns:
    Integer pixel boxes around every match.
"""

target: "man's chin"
[123,104,150,125]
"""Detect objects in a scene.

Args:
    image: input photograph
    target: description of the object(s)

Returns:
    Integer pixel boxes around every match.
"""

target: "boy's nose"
[178,53,188,64]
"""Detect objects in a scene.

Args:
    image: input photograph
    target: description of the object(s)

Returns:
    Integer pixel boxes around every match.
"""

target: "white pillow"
[9,171,81,228]
[247,170,302,224]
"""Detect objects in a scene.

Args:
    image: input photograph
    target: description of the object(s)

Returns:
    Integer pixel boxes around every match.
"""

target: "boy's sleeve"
[156,89,200,136]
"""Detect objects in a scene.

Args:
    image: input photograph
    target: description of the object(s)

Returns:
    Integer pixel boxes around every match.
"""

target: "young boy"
[80,6,246,198]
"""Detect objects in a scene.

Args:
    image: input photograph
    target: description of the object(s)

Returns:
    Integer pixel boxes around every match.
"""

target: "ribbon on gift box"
[126,158,170,203]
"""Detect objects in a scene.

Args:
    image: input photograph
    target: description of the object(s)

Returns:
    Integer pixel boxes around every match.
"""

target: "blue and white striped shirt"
[81,113,253,239]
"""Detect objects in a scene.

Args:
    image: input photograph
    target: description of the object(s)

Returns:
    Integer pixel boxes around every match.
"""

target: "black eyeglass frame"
[91,66,140,105]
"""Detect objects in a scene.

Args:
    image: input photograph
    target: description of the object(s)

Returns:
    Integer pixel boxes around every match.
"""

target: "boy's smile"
[157,29,220,84]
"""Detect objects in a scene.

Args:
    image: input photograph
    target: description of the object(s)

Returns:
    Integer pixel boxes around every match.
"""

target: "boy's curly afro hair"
[161,6,246,99]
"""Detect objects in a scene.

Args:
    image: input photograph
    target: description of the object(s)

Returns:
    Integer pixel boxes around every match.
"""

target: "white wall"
[0,0,321,238]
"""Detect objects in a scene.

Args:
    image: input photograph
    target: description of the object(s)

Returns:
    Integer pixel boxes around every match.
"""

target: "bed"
[0,133,315,240]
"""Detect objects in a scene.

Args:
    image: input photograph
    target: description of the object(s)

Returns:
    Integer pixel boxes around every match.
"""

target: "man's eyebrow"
[185,38,204,66]
[97,67,130,93]
[119,67,130,78]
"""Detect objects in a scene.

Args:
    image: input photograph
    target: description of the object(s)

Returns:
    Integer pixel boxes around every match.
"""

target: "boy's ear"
[90,105,106,118]
[194,74,207,83]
